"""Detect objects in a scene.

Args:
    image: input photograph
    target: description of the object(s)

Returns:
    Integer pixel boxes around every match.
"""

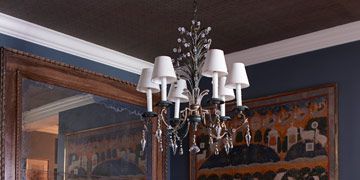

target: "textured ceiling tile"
[1,0,360,62]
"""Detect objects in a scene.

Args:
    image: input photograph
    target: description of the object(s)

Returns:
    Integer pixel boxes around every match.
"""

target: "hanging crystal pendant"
[171,139,178,155]
[155,128,162,142]
[214,142,220,155]
[215,124,222,138]
[189,135,200,154]
[245,125,251,147]
[179,142,184,155]
[224,142,230,155]
[229,138,234,149]
[209,136,213,145]
[140,130,147,151]
[189,144,201,154]
[141,137,146,152]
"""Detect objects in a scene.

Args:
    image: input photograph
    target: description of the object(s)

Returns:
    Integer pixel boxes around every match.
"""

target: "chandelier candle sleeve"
[219,76,235,115]
[220,96,226,116]
[168,79,189,118]
[236,84,242,106]
[146,89,153,112]
[174,98,180,118]
[161,77,167,101]
[212,72,219,98]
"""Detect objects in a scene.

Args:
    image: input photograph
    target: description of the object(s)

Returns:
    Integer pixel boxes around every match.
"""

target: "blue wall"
[4,31,359,179]
[171,41,360,180]
[0,33,139,83]
[243,41,360,180]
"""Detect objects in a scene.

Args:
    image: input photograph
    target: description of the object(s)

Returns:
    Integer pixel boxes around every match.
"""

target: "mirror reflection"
[21,79,149,180]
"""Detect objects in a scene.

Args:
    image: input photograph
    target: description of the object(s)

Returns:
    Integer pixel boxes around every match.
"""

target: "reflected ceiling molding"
[0,12,153,74]
[225,20,360,66]
[23,94,96,123]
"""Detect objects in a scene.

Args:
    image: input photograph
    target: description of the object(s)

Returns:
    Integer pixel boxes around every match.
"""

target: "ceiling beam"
[0,12,153,75]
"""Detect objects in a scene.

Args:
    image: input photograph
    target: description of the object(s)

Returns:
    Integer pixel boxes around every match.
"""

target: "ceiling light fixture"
[137,0,251,156]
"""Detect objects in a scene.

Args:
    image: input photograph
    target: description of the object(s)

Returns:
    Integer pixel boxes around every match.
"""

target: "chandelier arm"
[200,109,211,127]
[159,107,174,130]
[173,121,191,144]
[231,117,249,133]
[169,110,189,133]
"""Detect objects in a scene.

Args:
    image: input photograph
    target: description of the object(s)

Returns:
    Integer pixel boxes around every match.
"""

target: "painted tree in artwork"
[236,131,243,143]
[277,137,282,153]
[264,128,271,144]
[254,130,262,143]
[282,136,288,152]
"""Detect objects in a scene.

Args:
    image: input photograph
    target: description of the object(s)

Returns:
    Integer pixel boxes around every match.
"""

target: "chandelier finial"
[193,0,198,21]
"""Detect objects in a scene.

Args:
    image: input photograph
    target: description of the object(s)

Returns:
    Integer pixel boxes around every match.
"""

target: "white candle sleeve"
[174,98,180,118]
[161,77,167,101]
[220,96,225,116]
[212,72,219,98]
[146,88,153,112]
[236,84,242,106]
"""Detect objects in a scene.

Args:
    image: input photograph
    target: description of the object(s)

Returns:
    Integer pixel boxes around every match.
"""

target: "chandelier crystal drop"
[136,0,251,156]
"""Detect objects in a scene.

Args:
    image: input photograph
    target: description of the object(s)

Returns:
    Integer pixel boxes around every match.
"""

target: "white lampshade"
[136,68,160,93]
[201,49,228,77]
[219,76,235,101]
[225,63,250,89]
[151,56,177,84]
[168,79,189,103]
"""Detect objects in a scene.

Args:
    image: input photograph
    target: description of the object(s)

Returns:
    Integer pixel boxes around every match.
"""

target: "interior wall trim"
[0,12,152,74]
[225,21,360,66]
[23,94,95,123]
[1,12,359,71]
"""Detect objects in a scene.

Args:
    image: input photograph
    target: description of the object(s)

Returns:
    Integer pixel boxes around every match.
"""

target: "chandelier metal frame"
[139,0,251,156]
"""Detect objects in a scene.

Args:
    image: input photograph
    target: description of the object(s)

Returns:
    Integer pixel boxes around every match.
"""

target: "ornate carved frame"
[0,48,165,180]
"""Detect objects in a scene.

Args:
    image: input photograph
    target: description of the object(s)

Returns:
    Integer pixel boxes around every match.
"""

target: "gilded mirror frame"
[0,48,166,180]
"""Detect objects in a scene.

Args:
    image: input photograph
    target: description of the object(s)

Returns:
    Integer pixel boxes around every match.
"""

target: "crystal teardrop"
[140,138,146,152]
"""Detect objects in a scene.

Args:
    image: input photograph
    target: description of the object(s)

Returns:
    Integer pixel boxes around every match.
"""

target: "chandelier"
[136,0,251,156]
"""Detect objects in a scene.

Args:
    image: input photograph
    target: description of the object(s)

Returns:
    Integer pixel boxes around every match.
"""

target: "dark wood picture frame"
[0,48,166,180]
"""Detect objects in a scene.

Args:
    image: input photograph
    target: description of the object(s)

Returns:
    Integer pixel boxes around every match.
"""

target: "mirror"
[21,79,149,180]
[0,48,165,180]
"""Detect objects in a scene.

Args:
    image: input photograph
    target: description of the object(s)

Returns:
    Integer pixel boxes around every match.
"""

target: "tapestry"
[190,84,338,180]
[65,121,147,180]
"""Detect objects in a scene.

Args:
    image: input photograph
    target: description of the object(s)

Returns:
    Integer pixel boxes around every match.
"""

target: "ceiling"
[1,0,360,63]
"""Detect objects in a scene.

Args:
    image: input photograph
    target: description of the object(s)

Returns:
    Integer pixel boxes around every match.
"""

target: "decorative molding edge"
[225,21,360,66]
[23,94,95,123]
[0,12,153,74]
[2,12,360,72]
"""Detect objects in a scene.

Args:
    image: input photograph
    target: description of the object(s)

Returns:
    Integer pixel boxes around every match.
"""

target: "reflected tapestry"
[65,121,146,180]
[190,84,338,180]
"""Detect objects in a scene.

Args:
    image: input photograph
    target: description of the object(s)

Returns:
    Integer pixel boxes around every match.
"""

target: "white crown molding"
[2,12,360,73]
[225,21,360,66]
[23,94,96,123]
[0,12,153,74]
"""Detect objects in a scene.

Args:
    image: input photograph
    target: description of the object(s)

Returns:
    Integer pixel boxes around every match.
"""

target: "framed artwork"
[26,159,49,180]
[64,121,147,180]
[190,84,338,180]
